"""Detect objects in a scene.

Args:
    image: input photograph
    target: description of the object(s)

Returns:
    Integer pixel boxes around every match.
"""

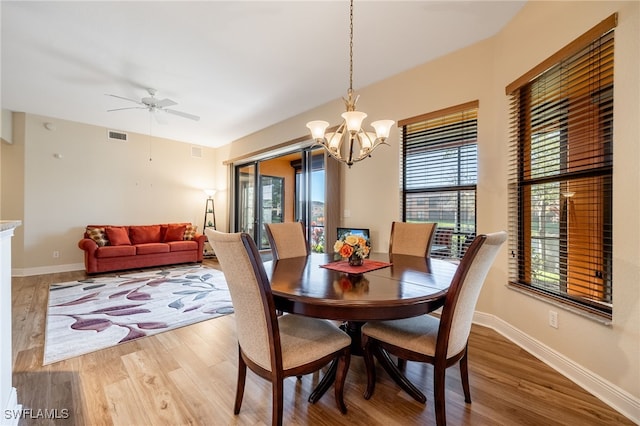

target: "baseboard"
[474,311,640,424]
[12,263,84,277]
[1,387,21,426]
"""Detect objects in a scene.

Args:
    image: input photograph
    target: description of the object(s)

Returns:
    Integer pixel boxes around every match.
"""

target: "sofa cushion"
[168,240,198,252]
[95,245,136,258]
[136,243,170,255]
[184,224,198,240]
[129,225,162,244]
[105,226,131,246]
[86,227,109,247]
[164,224,187,242]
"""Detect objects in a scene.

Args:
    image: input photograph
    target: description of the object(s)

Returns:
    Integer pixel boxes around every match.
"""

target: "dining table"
[263,251,459,403]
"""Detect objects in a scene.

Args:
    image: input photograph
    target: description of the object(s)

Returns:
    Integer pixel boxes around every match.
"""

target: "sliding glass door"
[235,163,256,237]
[233,147,339,253]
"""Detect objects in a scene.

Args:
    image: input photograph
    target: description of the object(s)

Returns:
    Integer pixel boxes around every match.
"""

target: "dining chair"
[264,221,309,260]
[388,221,438,257]
[205,229,351,426]
[362,231,507,426]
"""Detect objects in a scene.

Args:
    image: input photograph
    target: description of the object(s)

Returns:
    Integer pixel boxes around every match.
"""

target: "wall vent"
[191,146,202,158]
[107,130,128,141]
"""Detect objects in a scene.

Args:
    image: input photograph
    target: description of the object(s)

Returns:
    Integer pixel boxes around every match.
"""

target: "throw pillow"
[183,224,197,240]
[129,225,162,244]
[105,226,131,246]
[86,227,109,247]
[164,224,187,242]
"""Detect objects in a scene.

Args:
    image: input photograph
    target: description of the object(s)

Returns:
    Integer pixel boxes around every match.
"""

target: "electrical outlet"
[53,250,60,258]
[548,310,558,328]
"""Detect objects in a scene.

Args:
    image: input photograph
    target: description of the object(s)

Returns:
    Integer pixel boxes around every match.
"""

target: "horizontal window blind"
[401,102,478,259]
[507,15,615,317]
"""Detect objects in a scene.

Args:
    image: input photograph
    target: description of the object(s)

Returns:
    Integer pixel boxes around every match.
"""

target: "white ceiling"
[1,1,525,148]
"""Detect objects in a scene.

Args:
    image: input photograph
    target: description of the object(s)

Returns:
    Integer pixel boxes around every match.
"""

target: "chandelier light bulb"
[326,132,342,152]
[341,111,367,133]
[371,120,395,140]
[306,120,330,140]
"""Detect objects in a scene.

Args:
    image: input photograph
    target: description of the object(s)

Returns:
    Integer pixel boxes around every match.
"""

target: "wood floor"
[11,260,633,426]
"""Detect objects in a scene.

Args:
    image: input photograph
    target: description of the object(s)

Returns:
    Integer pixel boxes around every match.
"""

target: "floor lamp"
[203,189,216,257]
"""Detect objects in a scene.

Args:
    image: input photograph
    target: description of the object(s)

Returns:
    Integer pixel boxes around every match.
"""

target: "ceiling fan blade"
[105,94,143,105]
[155,98,178,108]
[107,106,146,112]
[165,109,200,121]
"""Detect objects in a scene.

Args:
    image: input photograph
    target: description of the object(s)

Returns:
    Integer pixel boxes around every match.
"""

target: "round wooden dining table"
[263,252,459,403]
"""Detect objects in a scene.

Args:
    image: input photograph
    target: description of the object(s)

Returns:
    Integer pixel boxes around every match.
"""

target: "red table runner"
[320,259,392,274]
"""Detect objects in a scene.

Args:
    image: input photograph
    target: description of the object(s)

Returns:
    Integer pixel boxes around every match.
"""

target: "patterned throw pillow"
[86,227,109,247]
[183,224,197,240]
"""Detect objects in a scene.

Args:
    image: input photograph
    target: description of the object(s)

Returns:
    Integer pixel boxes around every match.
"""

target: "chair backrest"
[437,231,507,358]
[205,229,282,373]
[389,221,438,257]
[265,222,309,260]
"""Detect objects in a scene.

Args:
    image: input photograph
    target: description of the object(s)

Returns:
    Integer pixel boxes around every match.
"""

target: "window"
[399,101,478,259]
[506,14,616,318]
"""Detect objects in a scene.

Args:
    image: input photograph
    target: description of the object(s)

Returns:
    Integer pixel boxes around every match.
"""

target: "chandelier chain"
[349,0,354,92]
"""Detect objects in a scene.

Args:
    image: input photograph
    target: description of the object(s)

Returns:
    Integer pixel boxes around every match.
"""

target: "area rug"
[43,264,233,365]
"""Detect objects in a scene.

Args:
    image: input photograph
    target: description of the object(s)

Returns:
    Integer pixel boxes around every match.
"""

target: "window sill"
[506,283,612,326]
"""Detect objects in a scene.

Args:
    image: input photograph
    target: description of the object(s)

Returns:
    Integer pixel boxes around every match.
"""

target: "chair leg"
[397,358,406,370]
[433,363,447,426]
[362,335,377,400]
[234,350,247,415]
[334,348,351,414]
[460,347,471,403]
[272,378,284,426]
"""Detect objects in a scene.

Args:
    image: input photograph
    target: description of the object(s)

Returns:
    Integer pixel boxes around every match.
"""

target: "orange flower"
[339,244,354,258]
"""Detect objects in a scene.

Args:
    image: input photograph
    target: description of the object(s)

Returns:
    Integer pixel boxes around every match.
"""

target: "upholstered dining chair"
[264,221,309,260]
[388,221,438,258]
[205,229,351,426]
[362,231,507,426]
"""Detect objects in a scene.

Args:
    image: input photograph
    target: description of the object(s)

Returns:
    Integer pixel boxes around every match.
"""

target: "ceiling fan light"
[371,119,395,140]
[306,120,330,140]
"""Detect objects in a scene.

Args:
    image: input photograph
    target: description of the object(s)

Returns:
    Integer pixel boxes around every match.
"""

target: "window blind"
[400,101,478,259]
[506,14,616,317]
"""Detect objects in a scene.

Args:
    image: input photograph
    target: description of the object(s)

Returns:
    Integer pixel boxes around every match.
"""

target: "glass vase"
[348,254,363,266]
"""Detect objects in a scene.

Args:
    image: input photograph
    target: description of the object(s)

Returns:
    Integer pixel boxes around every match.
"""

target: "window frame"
[506,14,616,319]
[399,101,479,260]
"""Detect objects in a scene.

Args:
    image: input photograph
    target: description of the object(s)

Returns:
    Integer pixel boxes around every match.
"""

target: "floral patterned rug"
[43,264,233,365]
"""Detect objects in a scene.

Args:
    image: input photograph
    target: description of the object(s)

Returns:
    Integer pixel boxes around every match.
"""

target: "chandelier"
[306,0,394,167]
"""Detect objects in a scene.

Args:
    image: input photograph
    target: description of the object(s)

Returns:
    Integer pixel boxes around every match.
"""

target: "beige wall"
[1,114,218,275]
[218,0,639,410]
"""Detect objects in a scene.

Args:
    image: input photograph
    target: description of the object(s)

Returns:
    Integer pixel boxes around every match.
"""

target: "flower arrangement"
[334,234,370,265]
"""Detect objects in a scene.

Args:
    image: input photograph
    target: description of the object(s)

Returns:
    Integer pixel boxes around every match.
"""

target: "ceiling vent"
[107,129,128,141]
[191,146,202,158]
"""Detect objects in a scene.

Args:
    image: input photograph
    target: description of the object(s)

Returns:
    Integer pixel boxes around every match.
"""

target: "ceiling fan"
[106,88,200,123]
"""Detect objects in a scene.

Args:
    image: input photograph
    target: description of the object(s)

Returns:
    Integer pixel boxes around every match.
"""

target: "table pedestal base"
[308,320,364,403]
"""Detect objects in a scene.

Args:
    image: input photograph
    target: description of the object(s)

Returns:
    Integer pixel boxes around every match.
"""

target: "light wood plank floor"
[11,260,634,425]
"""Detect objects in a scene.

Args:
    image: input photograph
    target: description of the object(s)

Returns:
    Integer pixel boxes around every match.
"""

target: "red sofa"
[78,223,205,274]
